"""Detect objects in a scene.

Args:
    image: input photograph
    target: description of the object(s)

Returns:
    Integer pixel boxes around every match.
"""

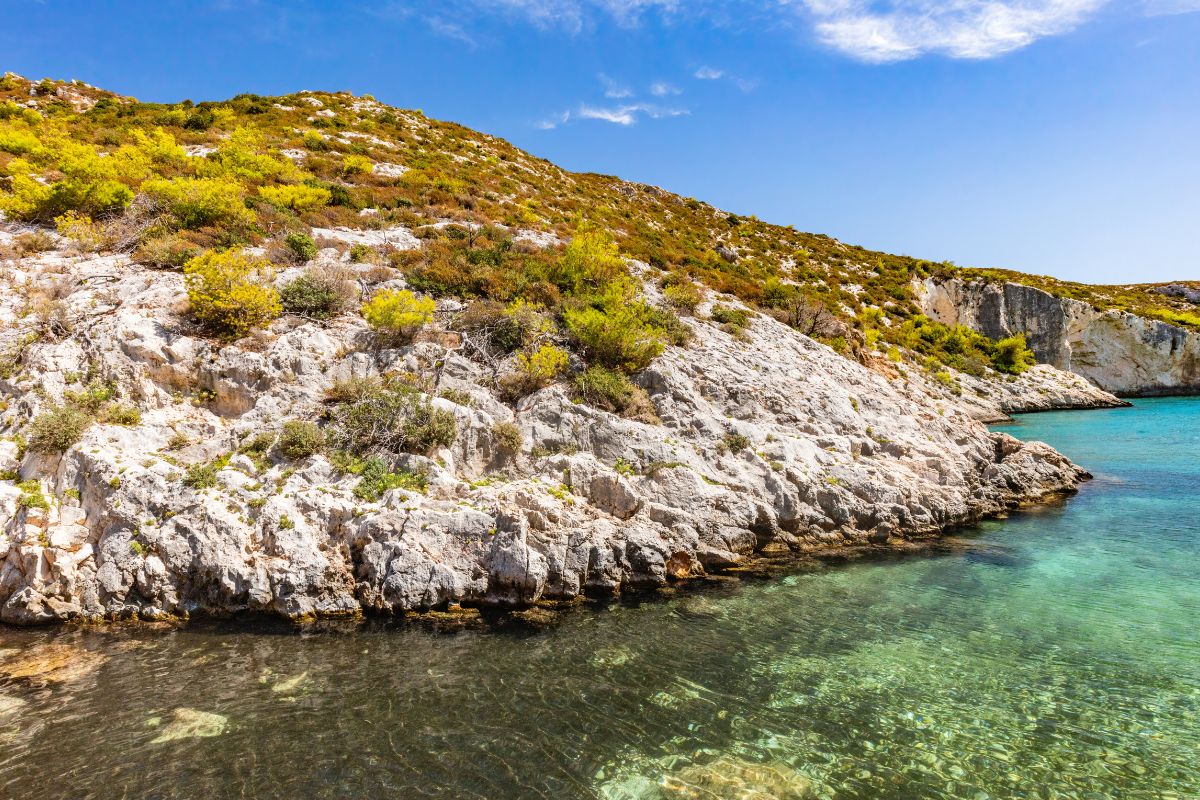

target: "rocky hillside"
[0,74,1152,625]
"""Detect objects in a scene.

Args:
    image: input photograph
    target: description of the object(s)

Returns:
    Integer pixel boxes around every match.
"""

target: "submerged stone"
[149,708,229,743]
[662,756,816,799]
[0,644,107,684]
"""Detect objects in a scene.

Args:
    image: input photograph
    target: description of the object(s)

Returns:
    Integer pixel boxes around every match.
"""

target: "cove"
[0,398,1196,799]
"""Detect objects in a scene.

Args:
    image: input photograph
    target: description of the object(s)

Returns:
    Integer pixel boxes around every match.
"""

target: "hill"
[0,73,1181,624]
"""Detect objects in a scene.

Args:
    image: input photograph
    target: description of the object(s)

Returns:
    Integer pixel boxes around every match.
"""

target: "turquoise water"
[0,398,1196,799]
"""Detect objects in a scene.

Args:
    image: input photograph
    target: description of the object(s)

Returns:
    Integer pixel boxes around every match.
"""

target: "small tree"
[563,303,666,373]
[552,226,626,294]
[991,334,1037,374]
[183,250,282,338]
[361,289,435,341]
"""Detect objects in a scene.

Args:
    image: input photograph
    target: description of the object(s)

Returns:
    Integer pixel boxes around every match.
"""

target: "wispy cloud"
[692,65,758,92]
[425,15,477,46]
[599,73,633,98]
[1142,0,1200,14]
[384,1,1199,62]
[536,109,573,129]
[650,80,681,96]
[540,102,688,128]
[478,0,685,32]
[798,0,1107,62]
[579,102,688,124]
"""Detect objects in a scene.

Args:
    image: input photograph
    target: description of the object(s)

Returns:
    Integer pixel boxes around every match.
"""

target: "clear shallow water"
[0,398,1197,800]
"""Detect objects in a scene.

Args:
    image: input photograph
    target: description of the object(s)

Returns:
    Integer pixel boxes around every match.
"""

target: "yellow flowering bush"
[342,154,372,176]
[142,176,252,229]
[361,289,435,340]
[183,250,281,338]
[258,183,331,211]
[516,344,568,385]
[55,211,105,251]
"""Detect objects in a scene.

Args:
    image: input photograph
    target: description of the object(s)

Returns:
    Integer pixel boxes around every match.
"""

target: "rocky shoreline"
[0,237,1128,625]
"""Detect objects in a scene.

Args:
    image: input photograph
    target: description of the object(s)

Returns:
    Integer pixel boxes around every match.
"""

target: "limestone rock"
[0,242,1117,624]
[916,276,1200,395]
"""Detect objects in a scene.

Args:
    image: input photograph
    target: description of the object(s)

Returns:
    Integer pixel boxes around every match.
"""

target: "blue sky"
[3,0,1198,283]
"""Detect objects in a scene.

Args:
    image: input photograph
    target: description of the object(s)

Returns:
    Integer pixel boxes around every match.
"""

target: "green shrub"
[142,176,253,230]
[330,378,457,455]
[133,233,198,269]
[492,421,523,453]
[284,232,317,263]
[663,281,702,312]
[183,109,215,131]
[353,457,427,501]
[500,343,569,399]
[342,154,372,176]
[563,299,668,374]
[278,420,325,459]
[28,405,91,454]
[102,403,142,426]
[238,431,277,462]
[551,226,626,293]
[16,480,49,511]
[991,334,1036,375]
[64,381,115,414]
[721,433,750,453]
[710,304,752,333]
[280,264,356,320]
[259,183,330,211]
[572,365,658,422]
[183,250,282,338]
[933,370,962,394]
[182,456,228,490]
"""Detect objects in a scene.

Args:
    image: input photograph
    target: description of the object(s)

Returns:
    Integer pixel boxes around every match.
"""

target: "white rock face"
[309,225,420,250]
[916,277,1200,395]
[0,245,1113,625]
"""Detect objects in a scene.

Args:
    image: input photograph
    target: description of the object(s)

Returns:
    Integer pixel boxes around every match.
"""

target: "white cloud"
[694,65,725,79]
[799,0,1107,62]
[650,80,681,96]
[578,104,641,125]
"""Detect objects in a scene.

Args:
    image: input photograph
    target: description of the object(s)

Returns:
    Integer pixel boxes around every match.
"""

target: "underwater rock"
[662,756,816,799]
[0,643,107,684]
[149,708,229,743]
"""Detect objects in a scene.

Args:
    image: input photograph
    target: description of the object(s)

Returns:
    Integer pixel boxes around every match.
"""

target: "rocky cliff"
[915,276,1200,396]
[0,235,1108,625]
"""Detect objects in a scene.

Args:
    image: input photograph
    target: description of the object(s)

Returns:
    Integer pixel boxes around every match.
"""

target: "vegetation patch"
[326,376,456,456]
